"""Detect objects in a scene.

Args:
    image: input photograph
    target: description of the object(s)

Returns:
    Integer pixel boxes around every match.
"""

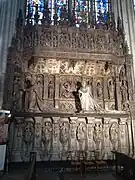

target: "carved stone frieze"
[9,113,131,162]
[23,27,125,56]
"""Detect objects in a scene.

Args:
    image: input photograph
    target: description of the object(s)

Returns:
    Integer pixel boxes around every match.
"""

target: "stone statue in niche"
[76,122,86,151]
[96,81,103,99]
[22,120,34,161]
[60,81,76,99]
[108,78,115,99]
[120,80,128,102]
[24,73,44,112]
[78,81,101,112]
[93,122,102,150]
[59,122,69,153]
[48,80,54,98]
[41,121,53,157]
[122,103,130,111]
[61,82,70,98]
[119,66,126,81]
[109,122,119,150]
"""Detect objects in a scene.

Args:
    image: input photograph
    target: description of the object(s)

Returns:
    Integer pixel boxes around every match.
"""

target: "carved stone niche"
[59,118,69,160]
[21,118,35,161]
[107,77,115,100]
[109,119,119,151]
[93,119,103,154]
[40,118,53,161]
[59,75,81,112]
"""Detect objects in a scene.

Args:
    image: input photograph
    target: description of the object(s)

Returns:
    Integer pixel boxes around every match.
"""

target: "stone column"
[119,118,128,154]
[104,76,108,110]
[125,0,135,86]
[127,118,134,154]
[104,118,111,159]
[52,117,60,161]
[69,117,78,160]
[87,117,95,160]
[34,117,42,161]
[115,73,121,110]
[54,75,60,109]
[43,73,48,101]
[0,0,25,108]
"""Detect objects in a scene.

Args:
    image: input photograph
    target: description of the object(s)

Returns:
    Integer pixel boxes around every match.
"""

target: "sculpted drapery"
[78,81,101,112]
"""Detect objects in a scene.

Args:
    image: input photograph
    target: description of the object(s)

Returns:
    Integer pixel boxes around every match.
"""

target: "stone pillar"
[127,118,134,154]
[104,118,111,159]
[52,117,60,161]
[104,76,108,110]
[87,117,94,160]
[125,0,135,86]
[34,117,42,161]
[0,0,25,108]
[54,75,60,109]
[43,73,48,101]
[119,118,128,154]
[69,117,78,160]
[115,74,121,110]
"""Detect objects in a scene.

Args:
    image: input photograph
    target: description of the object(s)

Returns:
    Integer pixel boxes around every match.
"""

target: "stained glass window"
[73,0,90,27]
[25,0,109,25]
[55,0,68,19]
[26,0,44,24]
[95,0,108,23]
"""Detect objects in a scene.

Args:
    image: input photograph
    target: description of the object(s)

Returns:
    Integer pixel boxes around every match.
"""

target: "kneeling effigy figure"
[78,81,101,112]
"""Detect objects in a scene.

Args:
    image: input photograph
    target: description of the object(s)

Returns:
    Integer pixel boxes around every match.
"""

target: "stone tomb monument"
[3,18,135,162]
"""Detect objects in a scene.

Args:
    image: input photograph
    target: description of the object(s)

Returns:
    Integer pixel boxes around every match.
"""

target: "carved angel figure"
[79,81,101,112]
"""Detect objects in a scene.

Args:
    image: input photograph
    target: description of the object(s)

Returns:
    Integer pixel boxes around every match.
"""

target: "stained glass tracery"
[26,0,109,25]
[95,0,108,22]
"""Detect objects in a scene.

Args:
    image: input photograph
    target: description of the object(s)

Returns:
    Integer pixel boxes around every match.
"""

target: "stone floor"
[0,171,124,180]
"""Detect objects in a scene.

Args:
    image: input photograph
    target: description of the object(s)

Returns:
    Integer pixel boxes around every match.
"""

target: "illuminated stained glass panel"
[26,0,68,24]
[73,0,90,26]
[95,0,108,22]
[55,0,68,19]
[26,0,44,24]
[25,0,109,25]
